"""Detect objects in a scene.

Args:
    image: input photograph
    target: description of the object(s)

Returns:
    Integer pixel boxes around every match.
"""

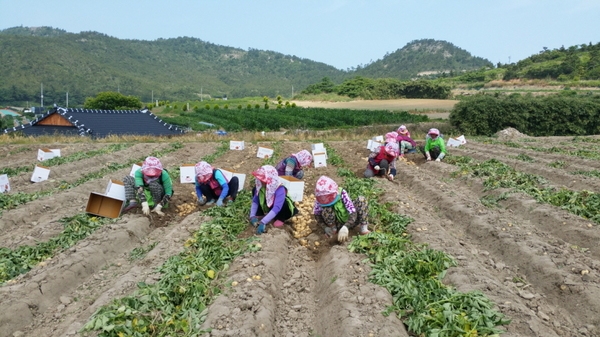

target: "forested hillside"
[0,27,345,105]
[354,39,493,79]
[0,26,499,106]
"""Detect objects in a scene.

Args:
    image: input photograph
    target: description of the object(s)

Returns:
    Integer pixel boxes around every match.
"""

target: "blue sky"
[1,0,599,70]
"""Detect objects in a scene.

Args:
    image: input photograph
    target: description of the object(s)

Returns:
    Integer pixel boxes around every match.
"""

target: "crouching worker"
[123,156,173,216]
[275,149,312,179]
[249,165,298,235]
[364,142,399,181]
[419,128,447,162]
[314,176,370,242]
[194,161,238,207]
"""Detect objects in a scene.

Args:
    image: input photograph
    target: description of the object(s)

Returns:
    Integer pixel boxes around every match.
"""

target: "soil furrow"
[0,211,203,337]
[396,161,600,335]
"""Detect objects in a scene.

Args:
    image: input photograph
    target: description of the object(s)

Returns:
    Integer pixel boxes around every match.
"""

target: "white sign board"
[230,140,245,150]
[256,146,274,159]
[105,179,126,201]
[31,165,50,183]
[180,164,196,184]
[0,174,10,193]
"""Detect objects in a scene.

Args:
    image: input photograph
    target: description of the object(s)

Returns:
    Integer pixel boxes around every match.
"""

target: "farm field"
[0,136,599,337]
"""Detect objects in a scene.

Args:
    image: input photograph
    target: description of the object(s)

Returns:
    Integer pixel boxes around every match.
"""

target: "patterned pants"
[319,196,368,231]
[123,175,165,206]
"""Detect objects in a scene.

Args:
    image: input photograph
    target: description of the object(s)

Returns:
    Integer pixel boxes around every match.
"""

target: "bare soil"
[1,137,599,337]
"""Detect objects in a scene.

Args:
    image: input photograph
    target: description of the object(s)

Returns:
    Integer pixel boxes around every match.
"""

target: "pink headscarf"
[195,161,213,183]
[141,157,163,177]
[293,150,313,168]
[252,165,280,208]
[428,128,440,136]
[397,125,409,135]
[385,142,399,157]
[315,176,338,205]
[385,132,398,144]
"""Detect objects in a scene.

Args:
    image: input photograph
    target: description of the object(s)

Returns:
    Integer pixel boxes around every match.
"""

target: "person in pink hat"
[194,161,239,207]
[313,176,370,242]
[249,165,298,234]
[275,149,312,179]
[419,128,447,161]
[397,125,411,138]
[123,156,173,216]
[365,141,399,181]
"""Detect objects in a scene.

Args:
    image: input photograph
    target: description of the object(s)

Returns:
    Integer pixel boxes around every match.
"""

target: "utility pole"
[152,90,154,104]
[66,92,69,108]
[201,87,203,102]
[292,85,294,98]
[40,83,43,108]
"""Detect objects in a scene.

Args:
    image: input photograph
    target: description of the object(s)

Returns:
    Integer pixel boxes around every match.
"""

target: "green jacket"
[424,137,447,154]
[134,169,173,196]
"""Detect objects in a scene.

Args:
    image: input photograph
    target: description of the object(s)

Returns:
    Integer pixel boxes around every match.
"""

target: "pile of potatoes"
[398,156,416,165]
[177,202,197,217]
[291,194,317,238]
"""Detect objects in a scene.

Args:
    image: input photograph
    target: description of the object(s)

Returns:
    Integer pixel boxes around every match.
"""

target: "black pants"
[252,187,298,222]
[418,145,441,160]
[200,176,239,201]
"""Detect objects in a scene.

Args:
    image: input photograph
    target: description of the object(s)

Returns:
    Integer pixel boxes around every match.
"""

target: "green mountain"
[500,43,600,81]
[355,39,493,79]
[0,27,493,106]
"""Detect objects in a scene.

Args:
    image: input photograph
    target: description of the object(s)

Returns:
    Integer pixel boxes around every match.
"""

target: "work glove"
[152,204,165,216]
[324,226,337,238]
[141,202,150,215]
[426,151,432,161]
[256,223,266,235]
[387,174,394,181]
[216,198,224,207]
[435,158,441,162]
[249,216,260,227]
[374,165,380,171]
[197,197,206,206]
[337,225,349,242]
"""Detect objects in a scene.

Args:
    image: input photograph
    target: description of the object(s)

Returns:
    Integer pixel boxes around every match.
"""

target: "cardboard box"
[38,148,55,161]
[457,135,467,144]
[279,176,305,202]
[230,140,245,150]
[312,148,328,159]
[372,135,384,142]
[180,164,196,184]
[220,168,246,192]
[86,192,125,219]
[105,179,126,201]
[129,162,143,177]
[313,152,327,168]
[31,165,50,183]
[447,138,462,148]
[311,143,325,152]
[0,174,10,193]
[50,149,61,157]
[256,146,274,159]
[367,140,382,152]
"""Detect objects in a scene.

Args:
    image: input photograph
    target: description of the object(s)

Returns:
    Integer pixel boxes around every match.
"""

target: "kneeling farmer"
[123,156,173,216]
[314,176,370,243]
[194,161,238,206]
